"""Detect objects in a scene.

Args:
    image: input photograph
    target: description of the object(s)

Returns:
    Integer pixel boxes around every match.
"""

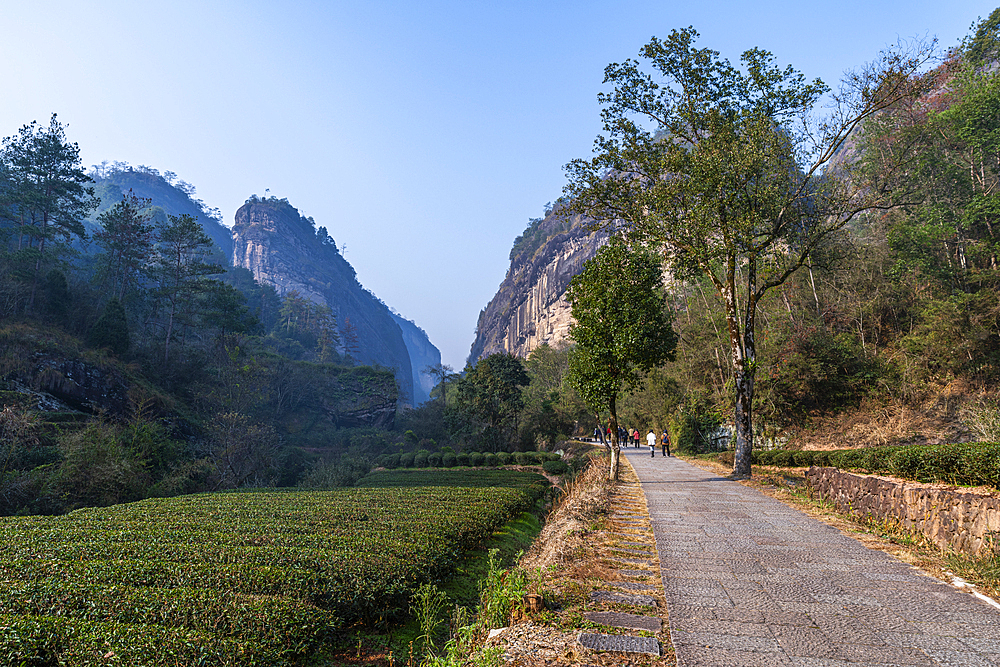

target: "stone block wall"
[805,467,1000,555]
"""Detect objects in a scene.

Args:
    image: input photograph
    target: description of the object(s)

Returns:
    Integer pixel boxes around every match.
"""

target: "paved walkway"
[621,448,1000,666]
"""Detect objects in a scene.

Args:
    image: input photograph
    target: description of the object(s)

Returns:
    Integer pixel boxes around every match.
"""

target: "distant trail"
[622,448,1000,667]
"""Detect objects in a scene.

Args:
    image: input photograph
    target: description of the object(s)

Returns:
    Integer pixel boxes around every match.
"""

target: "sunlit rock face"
[468,209,610,364]
[232,198,417,404]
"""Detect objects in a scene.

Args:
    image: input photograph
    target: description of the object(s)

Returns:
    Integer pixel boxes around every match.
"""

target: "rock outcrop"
[391,313,440,405]
[468,208,609,364]
[232,197,416,403]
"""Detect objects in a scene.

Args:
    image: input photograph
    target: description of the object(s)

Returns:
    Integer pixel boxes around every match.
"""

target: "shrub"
[427,452,442,467]
[413,450,430,468]
[468,452,484,467]
[385,454,401,469]
[442,452,456,468]
[456,452,470,467]
[514,452,529,466]
[482,453,498,467]
[399,452,415,468]
[497,452,512,465]
[542,460,569,475]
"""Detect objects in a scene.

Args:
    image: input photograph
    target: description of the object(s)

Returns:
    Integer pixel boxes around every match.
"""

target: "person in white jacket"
[646,430,657,457]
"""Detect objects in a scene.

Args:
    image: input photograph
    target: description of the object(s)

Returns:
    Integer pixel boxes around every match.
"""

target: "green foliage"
[542,459,569,475]
[298,455,372,488]
[88,297,130,355]
[565,28,933,476]
[752,442,1000,489]
[454,354,530,451]
[0,482,542,661]
[414,449,430,468]
[763,323,885,423]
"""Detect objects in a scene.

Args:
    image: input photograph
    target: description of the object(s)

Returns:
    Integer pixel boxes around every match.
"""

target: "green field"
[0,470,548,666]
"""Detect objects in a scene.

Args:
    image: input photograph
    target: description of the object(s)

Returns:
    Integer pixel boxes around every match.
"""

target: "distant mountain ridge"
[86,168,441,407]
[87,164,232,261]
[232,196,440,406]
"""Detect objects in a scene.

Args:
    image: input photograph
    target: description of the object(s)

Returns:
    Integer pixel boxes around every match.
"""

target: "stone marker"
[578,632,660,655]
[589,590,657,607]
[583,611,661,632]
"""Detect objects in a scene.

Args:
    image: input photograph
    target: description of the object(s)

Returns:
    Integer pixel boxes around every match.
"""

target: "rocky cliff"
[391,313,440,405]
[468,208,609,364]
[232,197,417,403]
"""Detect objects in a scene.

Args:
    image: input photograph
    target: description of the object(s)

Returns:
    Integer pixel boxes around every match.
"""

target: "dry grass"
[505,455,675,666]
[786,389,976,450]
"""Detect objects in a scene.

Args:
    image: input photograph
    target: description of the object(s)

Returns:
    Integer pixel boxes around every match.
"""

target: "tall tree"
[455,353,529,451]
[423,363,457,407]
[565,237,677,480]
[565,28,934,477]
[93,190,155,302]
[154,214,224,364]
[0,114,96,311]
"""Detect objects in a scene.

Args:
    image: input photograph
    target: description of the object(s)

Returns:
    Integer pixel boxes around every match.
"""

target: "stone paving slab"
[608,580,658,592]
[583,610,662,631]
[578,632,661,655]
[589,589,658,607]
[620,449,1000,667]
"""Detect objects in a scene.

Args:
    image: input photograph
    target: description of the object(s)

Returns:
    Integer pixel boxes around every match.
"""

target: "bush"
[542,460,569,475]
[497,452,512,465]
[456,452,470,467]
[427,452,442,467]
[514,452,529,466]
[385,454,401,469]
[482,453,498,467]
[413,450,430,468]
[442,452,456,468]
[468,452,484,467]
[399,452,415,468]
[753,442,1000,489]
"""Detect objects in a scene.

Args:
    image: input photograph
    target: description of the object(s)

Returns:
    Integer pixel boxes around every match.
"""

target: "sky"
[0,0,994,369]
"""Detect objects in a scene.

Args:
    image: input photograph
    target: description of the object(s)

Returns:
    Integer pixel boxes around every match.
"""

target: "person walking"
[633,429,641,449]
[646,429,657,457]
[661,428,671,457]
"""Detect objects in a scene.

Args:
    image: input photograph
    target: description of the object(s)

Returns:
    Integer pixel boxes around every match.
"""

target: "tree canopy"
[566,236,677,479]
[565,27,934,477]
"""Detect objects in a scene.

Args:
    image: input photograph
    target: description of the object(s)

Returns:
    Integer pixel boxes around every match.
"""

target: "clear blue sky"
[0,0,993,369]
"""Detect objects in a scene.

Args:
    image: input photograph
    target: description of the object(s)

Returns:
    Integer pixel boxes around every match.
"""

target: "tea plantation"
[0,470,549,666]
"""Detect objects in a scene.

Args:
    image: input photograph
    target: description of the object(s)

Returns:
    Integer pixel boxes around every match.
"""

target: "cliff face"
[232,198,415,403]
[468,209,609,364]
[391,313,441,405]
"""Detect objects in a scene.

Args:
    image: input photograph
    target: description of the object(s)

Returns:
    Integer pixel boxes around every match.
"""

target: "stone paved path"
[622,449,1000,666]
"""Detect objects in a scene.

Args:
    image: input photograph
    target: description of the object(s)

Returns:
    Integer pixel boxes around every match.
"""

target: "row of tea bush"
[719,442,1000,488]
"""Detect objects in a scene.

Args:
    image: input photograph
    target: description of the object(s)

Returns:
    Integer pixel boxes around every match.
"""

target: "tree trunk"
[729,257,758,480]
[608,397,620,481]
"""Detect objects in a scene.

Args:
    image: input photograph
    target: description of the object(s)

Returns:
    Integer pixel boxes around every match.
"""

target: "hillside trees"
[154,214,225,364]
[93,190,156,303]
[565,237,677,479]
[0,114,97,312]
[454,353,529,451]
[565,28,934,477]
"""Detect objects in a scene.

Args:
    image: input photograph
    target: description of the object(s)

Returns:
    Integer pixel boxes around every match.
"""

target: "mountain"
[232,196,421,404]
[391,313,441,405]
[87,164,231,261]
[468,206,609,364]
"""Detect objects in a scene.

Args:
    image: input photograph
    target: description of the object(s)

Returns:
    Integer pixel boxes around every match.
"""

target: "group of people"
[593,424,672,457]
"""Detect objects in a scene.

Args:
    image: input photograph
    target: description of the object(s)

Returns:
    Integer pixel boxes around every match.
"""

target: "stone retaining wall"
[805,467,1000,555]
